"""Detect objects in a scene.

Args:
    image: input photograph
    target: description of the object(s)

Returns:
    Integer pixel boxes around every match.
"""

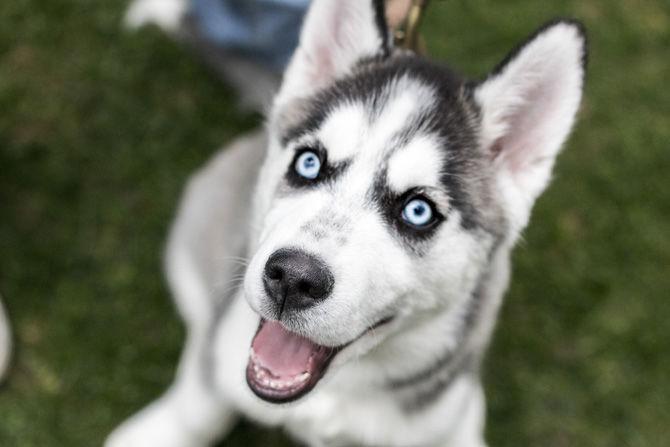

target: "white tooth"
[297,372,310,383]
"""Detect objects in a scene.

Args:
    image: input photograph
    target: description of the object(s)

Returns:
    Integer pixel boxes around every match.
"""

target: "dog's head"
[243,0,586,402]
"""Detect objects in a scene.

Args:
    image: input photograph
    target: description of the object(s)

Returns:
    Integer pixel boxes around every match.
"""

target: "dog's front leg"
[435,378,488,447]
[105,328,236,447]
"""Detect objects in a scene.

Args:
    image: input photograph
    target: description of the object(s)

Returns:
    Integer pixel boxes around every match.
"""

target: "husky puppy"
[108,1,587,445]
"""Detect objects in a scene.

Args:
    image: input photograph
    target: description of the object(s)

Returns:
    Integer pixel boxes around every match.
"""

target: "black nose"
[263,248,334,314]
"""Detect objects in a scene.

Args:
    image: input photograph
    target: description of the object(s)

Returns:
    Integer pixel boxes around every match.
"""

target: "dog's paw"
[105,403,200,447]
[124,0,187,32]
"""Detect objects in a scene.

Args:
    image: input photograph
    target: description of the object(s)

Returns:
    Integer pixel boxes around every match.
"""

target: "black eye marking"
[285,143,351,188]
[394,190,444,237]
[370,172,445,243]
[400,194,439,230]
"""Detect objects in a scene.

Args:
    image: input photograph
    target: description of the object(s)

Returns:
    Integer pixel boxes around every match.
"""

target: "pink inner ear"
[310,43,335,87]
[305,1,347,88]
[490,139,504,160]
[496,69,565,174]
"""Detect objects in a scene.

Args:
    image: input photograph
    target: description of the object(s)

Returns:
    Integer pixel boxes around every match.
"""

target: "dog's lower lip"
[246,316,393,403]
[371,316,394,331]
[338,315,394,350]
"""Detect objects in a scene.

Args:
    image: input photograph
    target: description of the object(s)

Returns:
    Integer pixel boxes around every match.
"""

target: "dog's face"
[248,64,497,344]
[243,0,586,403]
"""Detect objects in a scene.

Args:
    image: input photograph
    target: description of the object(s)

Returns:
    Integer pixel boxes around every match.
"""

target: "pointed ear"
[474,20,587,230]
[275,0,391,105]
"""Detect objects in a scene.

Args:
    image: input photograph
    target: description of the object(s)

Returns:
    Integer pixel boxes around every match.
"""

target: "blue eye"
[401,198,434,227]
[294,151,321,179]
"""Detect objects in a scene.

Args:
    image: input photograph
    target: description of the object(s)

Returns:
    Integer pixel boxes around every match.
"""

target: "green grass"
[1,0,668,445]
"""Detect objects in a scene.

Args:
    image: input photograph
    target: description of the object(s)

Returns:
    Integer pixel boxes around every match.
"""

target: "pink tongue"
[252,320,319,377]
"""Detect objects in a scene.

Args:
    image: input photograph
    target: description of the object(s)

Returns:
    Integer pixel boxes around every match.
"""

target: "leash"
[393,0,430,54]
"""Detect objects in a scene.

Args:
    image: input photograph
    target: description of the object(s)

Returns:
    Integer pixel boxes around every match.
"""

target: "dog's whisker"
[216,256,251,267]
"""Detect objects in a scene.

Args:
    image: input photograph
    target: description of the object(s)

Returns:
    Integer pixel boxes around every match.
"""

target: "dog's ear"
[275,0,390,105]
[474,20,587,231]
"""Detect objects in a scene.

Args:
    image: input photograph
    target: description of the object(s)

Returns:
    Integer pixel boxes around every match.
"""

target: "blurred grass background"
[1,0,668,445]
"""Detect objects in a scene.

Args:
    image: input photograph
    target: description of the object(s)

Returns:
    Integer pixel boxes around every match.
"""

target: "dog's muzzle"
[246,248,338,402]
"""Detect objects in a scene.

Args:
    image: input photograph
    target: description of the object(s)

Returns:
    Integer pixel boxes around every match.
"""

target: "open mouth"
[246,319,339,403]
[246,317,392,403]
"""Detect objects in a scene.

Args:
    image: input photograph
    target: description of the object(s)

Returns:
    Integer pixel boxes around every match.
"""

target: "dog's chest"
[282,387,410,447]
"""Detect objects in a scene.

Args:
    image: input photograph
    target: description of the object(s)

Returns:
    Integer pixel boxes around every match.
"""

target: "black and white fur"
[108,1,587,445]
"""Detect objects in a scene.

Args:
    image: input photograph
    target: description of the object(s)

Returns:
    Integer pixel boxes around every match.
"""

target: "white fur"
[124,0,187,32]
[317,103,367,162]
[107,4,585,446]
[387,134,445,193]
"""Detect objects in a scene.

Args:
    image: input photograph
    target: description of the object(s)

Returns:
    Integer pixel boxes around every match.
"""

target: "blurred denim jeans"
[191,0,310,72]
